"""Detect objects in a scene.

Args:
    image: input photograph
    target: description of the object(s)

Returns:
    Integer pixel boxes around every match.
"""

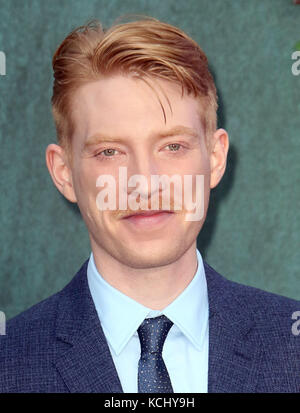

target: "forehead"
[70,74,203,144]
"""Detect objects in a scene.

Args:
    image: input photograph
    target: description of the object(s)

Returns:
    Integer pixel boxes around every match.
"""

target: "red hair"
[51,16,218,163]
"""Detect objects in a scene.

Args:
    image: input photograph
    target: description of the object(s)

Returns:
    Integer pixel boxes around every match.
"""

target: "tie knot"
[137,315,173,355]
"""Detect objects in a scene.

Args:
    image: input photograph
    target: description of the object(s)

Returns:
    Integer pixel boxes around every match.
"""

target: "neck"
[90,242,198,310]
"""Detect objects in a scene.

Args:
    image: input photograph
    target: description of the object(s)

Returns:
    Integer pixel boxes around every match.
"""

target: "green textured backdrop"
[0,0,299,320]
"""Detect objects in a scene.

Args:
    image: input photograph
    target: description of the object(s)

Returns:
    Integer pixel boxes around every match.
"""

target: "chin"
[114,242,185,269]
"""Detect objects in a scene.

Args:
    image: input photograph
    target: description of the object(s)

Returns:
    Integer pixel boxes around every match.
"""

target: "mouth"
[121,210,175,229]
[123,210,174,219]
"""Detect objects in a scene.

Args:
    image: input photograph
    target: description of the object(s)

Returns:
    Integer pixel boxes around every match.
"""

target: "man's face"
[65,74,213,268]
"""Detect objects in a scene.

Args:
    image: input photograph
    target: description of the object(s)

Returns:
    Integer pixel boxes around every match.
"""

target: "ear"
[209,128,229,189]
[45,144,77,203]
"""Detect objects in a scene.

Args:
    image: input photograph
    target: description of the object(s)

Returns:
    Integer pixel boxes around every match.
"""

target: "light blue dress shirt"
[87,248,209,393]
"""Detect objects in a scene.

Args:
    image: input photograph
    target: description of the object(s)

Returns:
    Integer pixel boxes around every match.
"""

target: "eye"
[96,148,118,157]
[166,143,182,151]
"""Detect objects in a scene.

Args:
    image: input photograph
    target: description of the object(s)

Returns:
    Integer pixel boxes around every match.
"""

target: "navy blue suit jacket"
[0,259,299,393]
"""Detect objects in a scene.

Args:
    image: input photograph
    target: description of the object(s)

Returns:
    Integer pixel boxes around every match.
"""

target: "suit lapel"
[54,260,123,393]
[204,261,263,392]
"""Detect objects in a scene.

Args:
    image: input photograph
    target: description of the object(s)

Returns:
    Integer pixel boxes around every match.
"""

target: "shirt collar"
[87,249,208,355]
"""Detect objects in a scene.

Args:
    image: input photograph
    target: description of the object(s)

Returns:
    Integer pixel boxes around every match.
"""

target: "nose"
[126,151,161,206]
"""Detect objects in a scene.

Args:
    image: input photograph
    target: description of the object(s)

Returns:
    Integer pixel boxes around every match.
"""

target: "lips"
[123,210,173,219]
[121,210,175,229]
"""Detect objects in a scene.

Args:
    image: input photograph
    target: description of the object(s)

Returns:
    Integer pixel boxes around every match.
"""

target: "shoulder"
[0,287,63,364]
[1,258,90,342]
[203,259,299,316]
[0,260,89,392]
[204,260,300,391]
[0,288,63,391]
[204,260,300,359]
[3,288,61,339]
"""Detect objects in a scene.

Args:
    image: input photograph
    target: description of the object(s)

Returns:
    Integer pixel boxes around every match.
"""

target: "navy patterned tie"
[137,315,174,393]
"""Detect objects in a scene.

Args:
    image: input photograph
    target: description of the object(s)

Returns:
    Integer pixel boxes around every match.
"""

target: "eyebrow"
[83,125,199,149]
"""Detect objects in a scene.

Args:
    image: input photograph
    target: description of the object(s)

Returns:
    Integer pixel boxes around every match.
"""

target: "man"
[0,16,299,393]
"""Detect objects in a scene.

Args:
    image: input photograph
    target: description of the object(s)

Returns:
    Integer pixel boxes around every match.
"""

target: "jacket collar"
[54,258,261,393]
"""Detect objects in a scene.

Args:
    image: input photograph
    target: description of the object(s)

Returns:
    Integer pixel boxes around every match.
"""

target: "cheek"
[193,154,211,188]
[183,157,210,219]
[184,155,210,188]
[72,165,99,208]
